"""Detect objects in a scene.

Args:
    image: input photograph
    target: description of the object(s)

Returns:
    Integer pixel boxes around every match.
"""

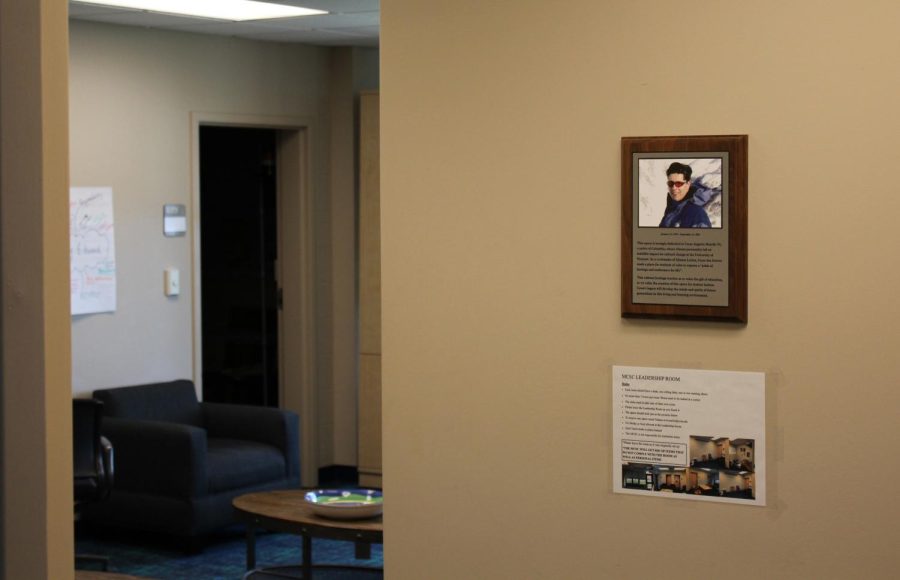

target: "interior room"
[66,1,383,575]
[4,1,900,579]
[67,12,380,490]
[6,0,383,577]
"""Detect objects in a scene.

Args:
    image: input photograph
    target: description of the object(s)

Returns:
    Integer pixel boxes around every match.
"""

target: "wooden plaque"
[622,135,747,323]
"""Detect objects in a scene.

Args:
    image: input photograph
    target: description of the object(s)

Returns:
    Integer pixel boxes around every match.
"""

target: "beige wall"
[1,0,72,578]
[324,47,380,466]
[69,22,378,468]
[720,472,750,492]
[690,437,716,461]
[381,1,900,578]
[693,469,711,487]
[69,21,330,394]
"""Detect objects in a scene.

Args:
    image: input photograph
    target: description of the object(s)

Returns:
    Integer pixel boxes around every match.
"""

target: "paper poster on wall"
[70,186,117,315]
[612,365,765,506]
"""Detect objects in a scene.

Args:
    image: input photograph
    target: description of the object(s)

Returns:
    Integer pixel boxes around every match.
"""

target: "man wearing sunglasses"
[659,162,713,228]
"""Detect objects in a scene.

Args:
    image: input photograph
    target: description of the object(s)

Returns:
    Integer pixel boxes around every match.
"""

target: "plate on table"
[304,489,383,520]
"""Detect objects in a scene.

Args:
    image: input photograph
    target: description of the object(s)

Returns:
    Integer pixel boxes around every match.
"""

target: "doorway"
[191,113,318,486]
[199,126,279,407]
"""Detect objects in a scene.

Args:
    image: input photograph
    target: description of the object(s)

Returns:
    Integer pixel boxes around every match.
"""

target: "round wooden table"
[233,489,383,579]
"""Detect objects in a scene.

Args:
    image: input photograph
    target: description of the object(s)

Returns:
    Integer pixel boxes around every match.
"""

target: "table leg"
[303,533,313,579]
[246,522,257,570]
[355,541,372,560]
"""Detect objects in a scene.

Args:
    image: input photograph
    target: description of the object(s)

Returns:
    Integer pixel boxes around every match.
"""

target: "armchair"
[83,379,299,544]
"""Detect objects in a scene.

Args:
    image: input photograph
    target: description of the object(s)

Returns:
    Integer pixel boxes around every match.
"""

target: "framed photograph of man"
[637,158,723,229]
[621,135,748,322]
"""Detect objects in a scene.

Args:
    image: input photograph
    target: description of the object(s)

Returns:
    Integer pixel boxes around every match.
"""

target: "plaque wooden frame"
[621,135,748,323]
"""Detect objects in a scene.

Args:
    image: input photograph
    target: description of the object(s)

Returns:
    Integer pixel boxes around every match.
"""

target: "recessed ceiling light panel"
[73,0,328,21]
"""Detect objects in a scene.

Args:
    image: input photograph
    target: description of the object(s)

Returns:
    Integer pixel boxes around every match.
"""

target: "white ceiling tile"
[70,10,218,29]
[68,0,380,46]
[181,12,379,32]
[272,0,380,14]
[236,27,377,47]
[69,4,126,17]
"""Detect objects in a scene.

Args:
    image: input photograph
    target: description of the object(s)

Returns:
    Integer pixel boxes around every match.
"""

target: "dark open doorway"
[200,126,279,407]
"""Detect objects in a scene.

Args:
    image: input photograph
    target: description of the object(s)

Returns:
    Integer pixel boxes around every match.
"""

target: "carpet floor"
[76,526,383,580]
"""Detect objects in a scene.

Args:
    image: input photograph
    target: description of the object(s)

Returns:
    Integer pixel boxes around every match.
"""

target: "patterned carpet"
[76,525,383,580]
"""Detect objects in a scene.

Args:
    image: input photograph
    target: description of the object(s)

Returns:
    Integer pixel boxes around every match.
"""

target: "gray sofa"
[84,379,299,546]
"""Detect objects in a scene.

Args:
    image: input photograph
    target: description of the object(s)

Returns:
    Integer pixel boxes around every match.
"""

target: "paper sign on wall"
[70,186,117,315]
[612,366,765,506]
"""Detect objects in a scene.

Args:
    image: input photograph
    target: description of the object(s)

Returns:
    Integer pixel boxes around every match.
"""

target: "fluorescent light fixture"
[73,0,327,21]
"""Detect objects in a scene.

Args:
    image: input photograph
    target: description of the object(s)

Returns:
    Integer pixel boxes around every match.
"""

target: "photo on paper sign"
[637,157,723,229]
[620,436,756,500]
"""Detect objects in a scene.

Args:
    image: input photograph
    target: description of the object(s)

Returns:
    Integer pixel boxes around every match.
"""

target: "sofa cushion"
[207,438,286,493]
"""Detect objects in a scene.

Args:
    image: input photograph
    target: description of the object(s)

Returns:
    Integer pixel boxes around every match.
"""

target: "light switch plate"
[164,267,180,296]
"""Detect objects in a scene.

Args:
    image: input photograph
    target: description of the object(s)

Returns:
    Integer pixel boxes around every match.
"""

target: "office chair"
[73,398,114,571]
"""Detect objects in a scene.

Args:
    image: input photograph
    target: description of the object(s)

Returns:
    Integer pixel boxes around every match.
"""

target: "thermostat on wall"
[163,204,186,237]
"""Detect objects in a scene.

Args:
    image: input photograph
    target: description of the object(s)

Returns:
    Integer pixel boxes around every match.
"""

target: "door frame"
[191,112,318,486]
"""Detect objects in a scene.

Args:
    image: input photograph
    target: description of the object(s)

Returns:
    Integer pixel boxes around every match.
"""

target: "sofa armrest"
[201,403,300,480]
[101,417,207,498]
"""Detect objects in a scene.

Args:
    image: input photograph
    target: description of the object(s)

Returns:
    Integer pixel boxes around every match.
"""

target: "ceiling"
[69,0,380,47]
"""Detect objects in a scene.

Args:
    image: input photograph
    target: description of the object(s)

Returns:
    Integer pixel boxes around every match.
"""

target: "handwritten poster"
[612,366,765,506]
[70,187,116,315]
